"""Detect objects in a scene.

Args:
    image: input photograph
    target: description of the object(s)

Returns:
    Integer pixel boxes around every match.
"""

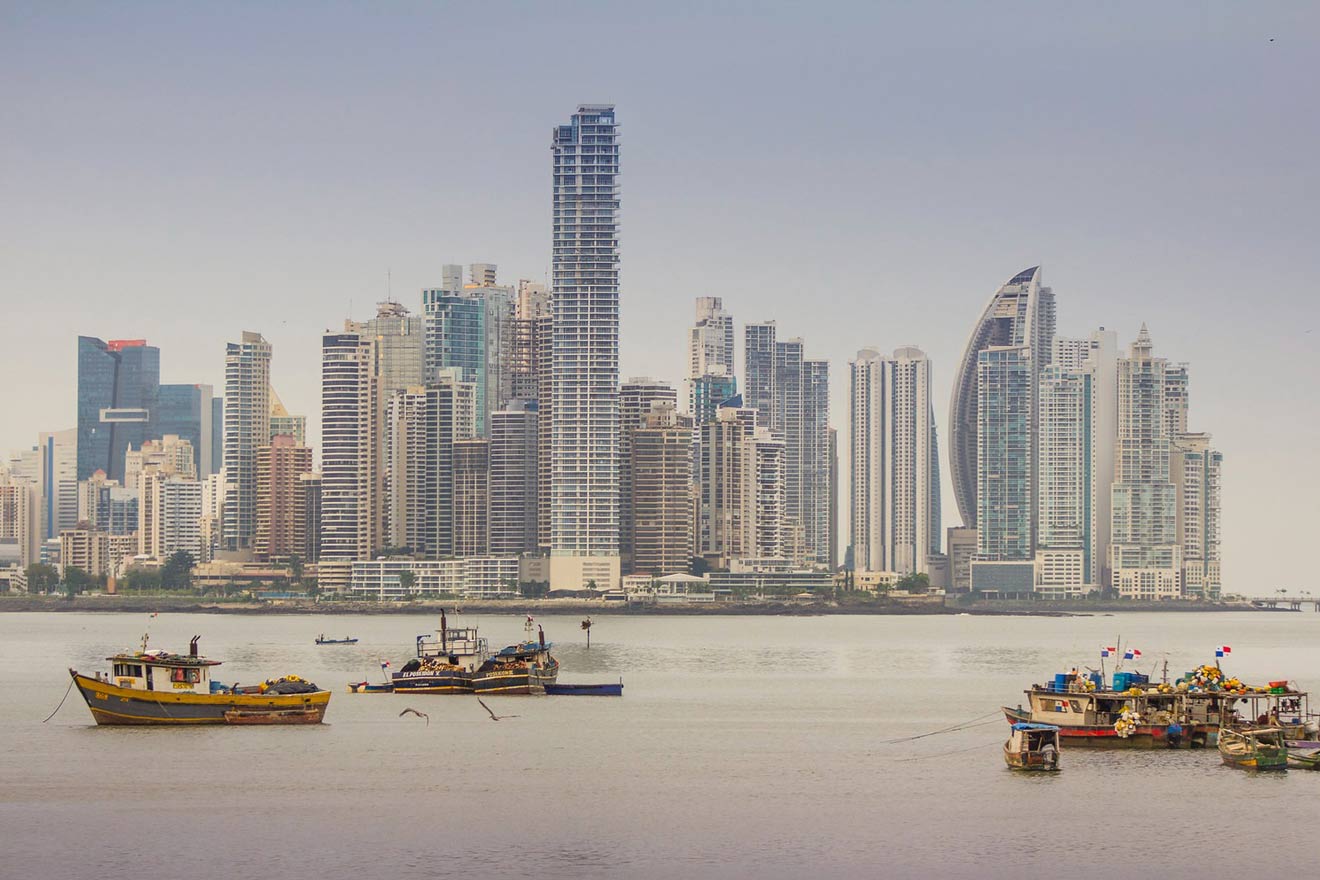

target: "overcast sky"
[3,2,1317,594]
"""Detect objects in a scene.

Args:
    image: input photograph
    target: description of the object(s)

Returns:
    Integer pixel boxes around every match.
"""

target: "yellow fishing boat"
[70,636,330,726]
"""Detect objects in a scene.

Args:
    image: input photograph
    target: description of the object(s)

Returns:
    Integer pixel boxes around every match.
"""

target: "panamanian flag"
[1101,647,1115,657]
[1124,649,1142,660]
[1216,645,1232,657]
[380,660,391,670]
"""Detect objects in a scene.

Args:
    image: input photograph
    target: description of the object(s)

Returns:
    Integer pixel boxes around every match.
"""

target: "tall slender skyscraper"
[222,332,271,552]
[619,378,677,572]
[742,325,831,567]
[849,347,941,576]
[743,322,777,428]
[38,429,78,540]
[1110,325,1181,598]
[320,329,381,588]
[1172,432,1222,598]
[949,267,1056,530]
[1043,329,1117,591]
[549,104,621,590]
[489,404,539,557]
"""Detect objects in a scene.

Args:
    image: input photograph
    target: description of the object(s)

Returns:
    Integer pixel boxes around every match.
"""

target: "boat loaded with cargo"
[392,610,490,694]
[69,635,330,726]
[472,619,559,695]
[1003,654,1318,750]
[388,613,559,695]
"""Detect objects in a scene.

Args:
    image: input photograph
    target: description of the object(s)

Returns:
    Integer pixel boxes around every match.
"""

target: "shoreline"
[0,595,1288,617]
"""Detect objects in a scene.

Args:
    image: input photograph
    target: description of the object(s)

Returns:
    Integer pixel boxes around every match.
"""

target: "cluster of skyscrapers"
[0,105,1222,600]
[939,267,1222,598]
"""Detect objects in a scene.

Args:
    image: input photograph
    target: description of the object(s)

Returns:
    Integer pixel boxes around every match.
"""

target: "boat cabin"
[1027,687,1182,729]
[415,626,489,671]
[101,636,221,696]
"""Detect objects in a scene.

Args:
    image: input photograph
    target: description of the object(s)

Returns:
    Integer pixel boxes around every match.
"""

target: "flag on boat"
[1123,649,1142,659]
[149,612,158,619]
[1216,645,1232,657]
[1101,647,1113,657]
[526,615,534,623]
[380,660,390,670]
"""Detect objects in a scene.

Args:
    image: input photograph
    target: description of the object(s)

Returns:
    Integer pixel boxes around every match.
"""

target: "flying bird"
[398,707,429,725]
[477,697,519,721]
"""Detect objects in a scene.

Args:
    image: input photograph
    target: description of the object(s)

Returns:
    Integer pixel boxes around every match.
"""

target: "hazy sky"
[3,2,1317,594]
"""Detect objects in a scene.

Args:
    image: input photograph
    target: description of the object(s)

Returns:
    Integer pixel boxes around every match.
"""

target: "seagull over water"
[477,697,519,721]
[399,707,429,725]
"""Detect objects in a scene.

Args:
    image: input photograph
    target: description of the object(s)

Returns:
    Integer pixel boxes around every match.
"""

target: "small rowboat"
[315,637,358,645]
[544,681,624,697]
[1218,726,1288,770]
[348,681,393,694]
[1004,722,1061,771]
[1287,746,1320,770]
[224,708,324,725]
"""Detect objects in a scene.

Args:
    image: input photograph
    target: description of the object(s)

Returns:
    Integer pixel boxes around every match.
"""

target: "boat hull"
[224,708,323,725]
[472,659,559,695]
[1003,745,1060,771]
[71,671,330,726]
[391,670,473,694]
[1002,707,1210,749]
[348,682,394,694]
[544,682,623,696]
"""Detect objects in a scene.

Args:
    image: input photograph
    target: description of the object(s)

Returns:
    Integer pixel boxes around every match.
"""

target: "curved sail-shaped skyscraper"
[948,267,1056,530]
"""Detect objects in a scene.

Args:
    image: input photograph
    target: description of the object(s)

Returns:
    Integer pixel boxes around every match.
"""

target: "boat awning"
[1012,722,1061,731]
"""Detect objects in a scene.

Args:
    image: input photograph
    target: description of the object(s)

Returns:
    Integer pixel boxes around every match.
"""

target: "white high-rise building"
[319,329,382,589]
[222,331,271,552]
[1110,325,1181,598]
[38,429,78,541]
[1038,330,1117,589]
[385,371,477,557]
[140,472,205,562]
[1172,432,1222,598]
[549,104,621,590]
[741,325,831,567]
[849,347,941,576]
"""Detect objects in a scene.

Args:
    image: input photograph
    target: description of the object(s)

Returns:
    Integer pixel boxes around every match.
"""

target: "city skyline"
[4,5,1318,593]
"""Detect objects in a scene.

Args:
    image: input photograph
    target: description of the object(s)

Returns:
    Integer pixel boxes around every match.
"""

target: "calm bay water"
[3,610,1319,879]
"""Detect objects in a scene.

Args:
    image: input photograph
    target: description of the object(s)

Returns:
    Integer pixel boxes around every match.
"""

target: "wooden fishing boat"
[348,681,394,694]
[392,610,489,694]
[1286,746,1320,770]
[224,707,323,725]
[1218,726,1288,770]
[472,620,558,696]
[1004,723,1061,771]
[315,635,359,645]
[544,680,623,697]
[70,636,330,726]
